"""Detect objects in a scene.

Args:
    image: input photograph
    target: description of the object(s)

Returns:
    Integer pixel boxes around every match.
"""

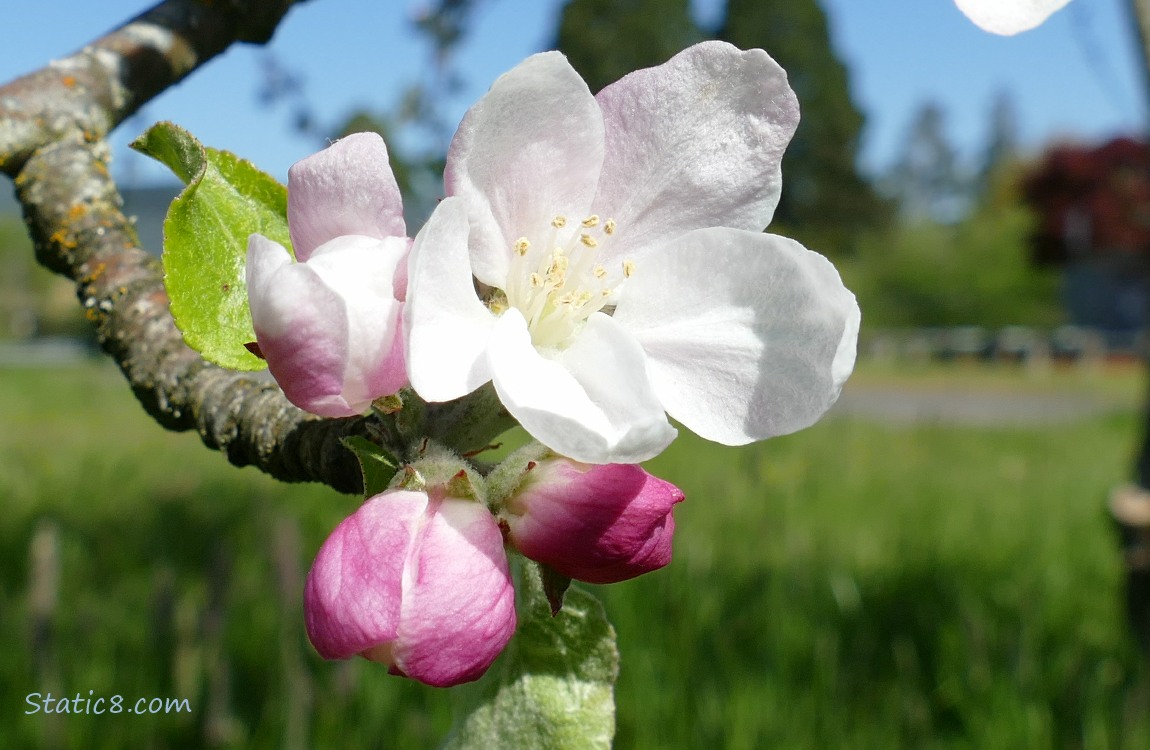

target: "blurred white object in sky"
[955,0,1072,35]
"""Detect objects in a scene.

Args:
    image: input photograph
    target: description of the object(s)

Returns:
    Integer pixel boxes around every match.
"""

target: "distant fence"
[861,325,1142,366]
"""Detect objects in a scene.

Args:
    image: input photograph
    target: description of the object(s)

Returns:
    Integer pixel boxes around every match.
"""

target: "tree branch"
[0,0,377,495]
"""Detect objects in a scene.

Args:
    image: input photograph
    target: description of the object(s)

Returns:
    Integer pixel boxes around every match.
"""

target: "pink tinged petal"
[405,198,496,402]
[391,239,412,302]
[304,491,516,688]
[445,52,605,287]
[389,494,516,687]
[288,132,406,261]
[955,0,1070,35]
[304,492,425,660]
[613,228,859,445]
[591,41,800,263]
[247,233,407,417]
[305,234,410,405]
[504,459,684,584]
[247,234,354,417]
[487,309,677,464]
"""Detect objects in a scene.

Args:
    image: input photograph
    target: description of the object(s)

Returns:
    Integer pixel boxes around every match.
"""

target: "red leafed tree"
[1023,137,1150,266]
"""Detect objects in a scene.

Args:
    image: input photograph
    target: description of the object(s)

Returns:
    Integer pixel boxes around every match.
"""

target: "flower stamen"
[499,213,632,349]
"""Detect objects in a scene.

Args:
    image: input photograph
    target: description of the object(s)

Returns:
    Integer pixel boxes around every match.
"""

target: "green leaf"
[130,122,290,371]
[341,436,400,499]
[442,560,619,750]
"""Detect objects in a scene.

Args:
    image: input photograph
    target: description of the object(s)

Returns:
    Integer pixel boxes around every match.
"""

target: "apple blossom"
[493,447,684,584]
[955,0,1071,35]
[405,41,860,464]
[247,132,409,418]
[304,488,516,688]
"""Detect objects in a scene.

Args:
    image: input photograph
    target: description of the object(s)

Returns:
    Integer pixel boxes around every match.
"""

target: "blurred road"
[832,383,1126,425]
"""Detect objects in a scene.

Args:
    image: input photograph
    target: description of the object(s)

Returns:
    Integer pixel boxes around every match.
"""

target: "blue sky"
[0,0,1144,185]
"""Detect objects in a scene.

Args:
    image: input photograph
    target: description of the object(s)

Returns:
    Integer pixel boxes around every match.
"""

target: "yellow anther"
[581,215,600,228]
[622,259,636,278]
[592,264,607,279]
[580,234,598,248]
[604,218,617,235]
[530,273,543,287]
[551,215,567,228]
[548,253,569,274]
[514,237,530,256]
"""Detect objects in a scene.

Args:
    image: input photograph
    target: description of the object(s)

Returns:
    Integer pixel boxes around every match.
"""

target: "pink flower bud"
[304,489,516,687]
[501,458,684,584]
[247,133,410,417]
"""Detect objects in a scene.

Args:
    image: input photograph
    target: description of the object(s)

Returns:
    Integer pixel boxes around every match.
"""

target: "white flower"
[405,42,860,464]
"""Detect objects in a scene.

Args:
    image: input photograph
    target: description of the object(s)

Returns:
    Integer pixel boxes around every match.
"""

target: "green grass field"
[2,359,1148,748]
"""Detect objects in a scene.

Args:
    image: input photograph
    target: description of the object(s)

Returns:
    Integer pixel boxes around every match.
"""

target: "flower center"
[491,214,635,350]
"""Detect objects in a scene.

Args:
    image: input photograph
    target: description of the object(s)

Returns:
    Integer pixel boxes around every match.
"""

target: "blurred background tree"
[882,102,969,223]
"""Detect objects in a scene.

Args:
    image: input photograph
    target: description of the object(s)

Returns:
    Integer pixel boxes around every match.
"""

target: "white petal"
[955,0,1070,35]
[591,41,799,263]
[487,309,676,464]
[405,198,496,402]
[613,229,859,445]
[245,233,295,330]
[288,132,407,261]
[445,52,604,287]
[306,235,409,405]
[246,234,354,416]
[247,234,344,345]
